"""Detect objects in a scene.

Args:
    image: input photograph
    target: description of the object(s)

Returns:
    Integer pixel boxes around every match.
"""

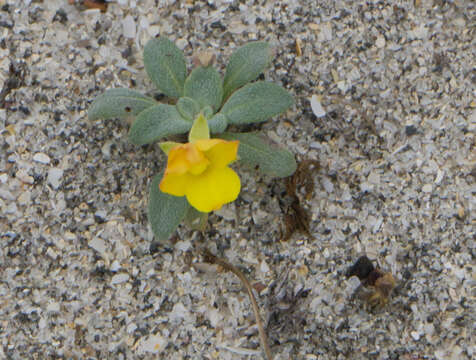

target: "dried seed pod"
[347,255,396,307]
[192,51,216,68]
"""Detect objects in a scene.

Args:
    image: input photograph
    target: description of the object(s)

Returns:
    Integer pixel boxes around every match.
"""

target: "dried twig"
[281,159,319,240]
[202,249,273,360]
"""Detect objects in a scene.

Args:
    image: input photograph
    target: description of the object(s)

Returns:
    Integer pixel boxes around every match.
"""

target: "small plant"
[89,37,296,240]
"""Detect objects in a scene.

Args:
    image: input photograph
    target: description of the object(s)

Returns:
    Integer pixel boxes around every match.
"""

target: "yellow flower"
[159,139,240,212]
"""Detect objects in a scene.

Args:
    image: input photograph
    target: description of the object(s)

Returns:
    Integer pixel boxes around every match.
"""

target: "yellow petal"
[194,138,224,152]
[204,140,239,168]
[166,143,208,175]
[186,166,241,212]
[159,171,193,197]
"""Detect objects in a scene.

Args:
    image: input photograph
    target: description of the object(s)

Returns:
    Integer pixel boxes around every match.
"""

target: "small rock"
[46,301,60,313]
[110,260,121,272]
[175,240,191,252]
[122,15,136,39]
[322,176,334,193]
[47,168,63,189]
[422,184,432,193]
[175,38,188,50]
[318,22,333,42]
[127,323,137,334]
[94,210,107,223]
[136,333,167,354]
[0,189,15,201]
[452,18,466,27]
[111,273,129,285]
[260,260,270,273]
[411,331,420,341]
[16,169,34,184]
[435,169,444,184]
[215,204,235,221]
[33,152,51,164]
[17,191,31,205]
[405,125,418,136]
[170,302,189,322]
[89,238,107,255]
[46,247,58,260]
[375,35,386,48]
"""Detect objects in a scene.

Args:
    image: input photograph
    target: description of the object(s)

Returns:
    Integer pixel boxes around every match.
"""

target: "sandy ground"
[0,0,474,359]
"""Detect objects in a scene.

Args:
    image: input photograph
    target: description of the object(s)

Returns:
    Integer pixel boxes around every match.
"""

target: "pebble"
[111,273,130,285]
[175,38,188,50]
[33,152,51,164]
[136,334,167,354]
[47,168,63,189]
[110,260,121,272]
[375,35,386,48]
[411,331,421,341]
[16,169,34,184]
[122,15,136,39]
[89,238,107,256]
[46,301,61,313]
[422,184,433,193]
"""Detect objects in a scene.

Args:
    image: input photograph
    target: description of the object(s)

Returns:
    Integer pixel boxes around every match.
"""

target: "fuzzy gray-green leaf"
[176,97,200,122]
[219,132,296,178]
[88,88,157,121]
[208,113,228,133]
[184,66,223,112]
[144,37,186,98]
[223,42,272,99]
[220,82,293,125]
[129,104,192,145]
[148,172,189,241]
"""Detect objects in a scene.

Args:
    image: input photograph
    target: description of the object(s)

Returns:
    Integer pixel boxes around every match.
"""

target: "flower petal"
[185,166,241,212]
[159,171,193,197]
[194,138,224,152]
[204,140,239,168]
[166,143,208,175]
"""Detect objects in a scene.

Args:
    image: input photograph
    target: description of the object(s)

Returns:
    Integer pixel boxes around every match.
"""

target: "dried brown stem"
[202,249,273,360]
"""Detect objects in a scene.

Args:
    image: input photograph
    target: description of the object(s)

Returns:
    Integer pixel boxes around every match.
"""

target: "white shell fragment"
[122,15,136,39]
[310,95,326,118]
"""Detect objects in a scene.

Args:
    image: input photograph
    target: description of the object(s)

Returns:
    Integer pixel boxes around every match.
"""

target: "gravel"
[0,0,474,359]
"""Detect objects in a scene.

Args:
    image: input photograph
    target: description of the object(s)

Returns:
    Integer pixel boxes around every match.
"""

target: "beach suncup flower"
[159,114,240,213]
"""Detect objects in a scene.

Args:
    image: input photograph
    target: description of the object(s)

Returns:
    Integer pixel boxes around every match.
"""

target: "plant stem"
[202,248,273,360]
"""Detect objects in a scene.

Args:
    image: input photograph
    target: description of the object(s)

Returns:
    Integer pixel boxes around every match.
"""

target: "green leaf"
[143,37,186,98]
[220,82,293,125]
[188,113,209,142]
[88,88,156,121]
[202,106,213,119]
[219,132,296,178]
[208,113,228,133]
[148,172,190,241]
[184,66,223,112]
[183,207,208,231]
[176,97,200,122]
[223,41,272,99]
[159,141,181,155]
[129,104,191,145]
